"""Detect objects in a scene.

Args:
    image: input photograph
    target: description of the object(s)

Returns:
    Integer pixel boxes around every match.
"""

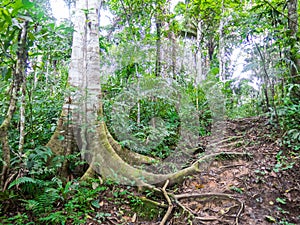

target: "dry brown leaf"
[131,213,137,222]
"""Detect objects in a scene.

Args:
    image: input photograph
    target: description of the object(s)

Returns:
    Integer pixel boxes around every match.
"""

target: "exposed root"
[105,124,158,166]
[174,200,194,225]
[177,193,244,225]
[156,191,245,225]
[78,113,252,186]
[219,163,245,170]
[139,197,168,209]
[208,135,243,147]
[217,140,244,149]
[47,106,249,224]
[160,180,173,225]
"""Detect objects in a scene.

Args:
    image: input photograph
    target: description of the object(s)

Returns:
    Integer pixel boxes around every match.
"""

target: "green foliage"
[221,79,260,119]
[186,82,212,136]
[7,176,108,224]
[0,0,70,182]
[276,197,287,205]
[120,188,163,220]
[279,219,296,225]
[7,145,63,189]
[275,84,300,152]
[273,150,295,173]
[94,212,112,223]
[270,84,300,174]
[103,73,212,158]
[229,185,244,194]
[127,97,180,157]
[0,213,35,225]
[8,177,44,190]
[1,0,300,224]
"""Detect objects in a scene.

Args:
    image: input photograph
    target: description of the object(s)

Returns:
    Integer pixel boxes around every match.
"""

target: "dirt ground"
[90,116,299,225]
[3,116,298,225]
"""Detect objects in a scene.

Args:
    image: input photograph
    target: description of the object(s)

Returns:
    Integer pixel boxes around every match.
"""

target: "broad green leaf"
[1,9,12,24]
[22,0,34,9]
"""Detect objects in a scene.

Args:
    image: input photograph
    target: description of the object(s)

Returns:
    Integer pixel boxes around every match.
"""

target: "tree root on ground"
[146,181,245,225]
[78,119,252,186]
[105,124,158,166]
[175,193,244,225]
[47,118,249,224]
[207,135,243,147]
[160,180,173,225]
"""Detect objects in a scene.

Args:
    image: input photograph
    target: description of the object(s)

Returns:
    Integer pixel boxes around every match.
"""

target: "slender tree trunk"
[195,20,203,111]
[155,18,162,77]
[254,43,279,122]
[195,20,203,85]
[18,76,26,153]
[287,0,300,83]
[170,31,177,79]
[0,21,28,189]
[218,0,226,81]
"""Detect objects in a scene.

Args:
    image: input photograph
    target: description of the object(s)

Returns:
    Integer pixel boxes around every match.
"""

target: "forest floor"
[88,116,300,225]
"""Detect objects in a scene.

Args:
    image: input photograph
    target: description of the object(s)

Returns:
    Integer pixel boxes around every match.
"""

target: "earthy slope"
[3,116,298,225]
[169,116,300,225]
[90,116,299,225]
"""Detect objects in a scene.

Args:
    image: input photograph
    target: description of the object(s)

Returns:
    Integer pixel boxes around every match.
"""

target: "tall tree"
[46,0,239,187]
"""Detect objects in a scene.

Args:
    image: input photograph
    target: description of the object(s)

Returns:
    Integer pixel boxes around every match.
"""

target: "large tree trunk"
[47,0,102,177]
[46,0,246,188]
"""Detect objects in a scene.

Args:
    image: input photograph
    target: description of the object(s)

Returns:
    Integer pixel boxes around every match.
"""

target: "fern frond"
[22,199,40,211]
[8,177,44,189]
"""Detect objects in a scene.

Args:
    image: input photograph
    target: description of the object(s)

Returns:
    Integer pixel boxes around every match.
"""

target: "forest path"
[87,116,300,225]
[170,116,300,225]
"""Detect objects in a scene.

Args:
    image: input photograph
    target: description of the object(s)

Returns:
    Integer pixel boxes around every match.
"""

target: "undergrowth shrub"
[275,84,300,152]
[6,177,108,224]
[103,73,212,159]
